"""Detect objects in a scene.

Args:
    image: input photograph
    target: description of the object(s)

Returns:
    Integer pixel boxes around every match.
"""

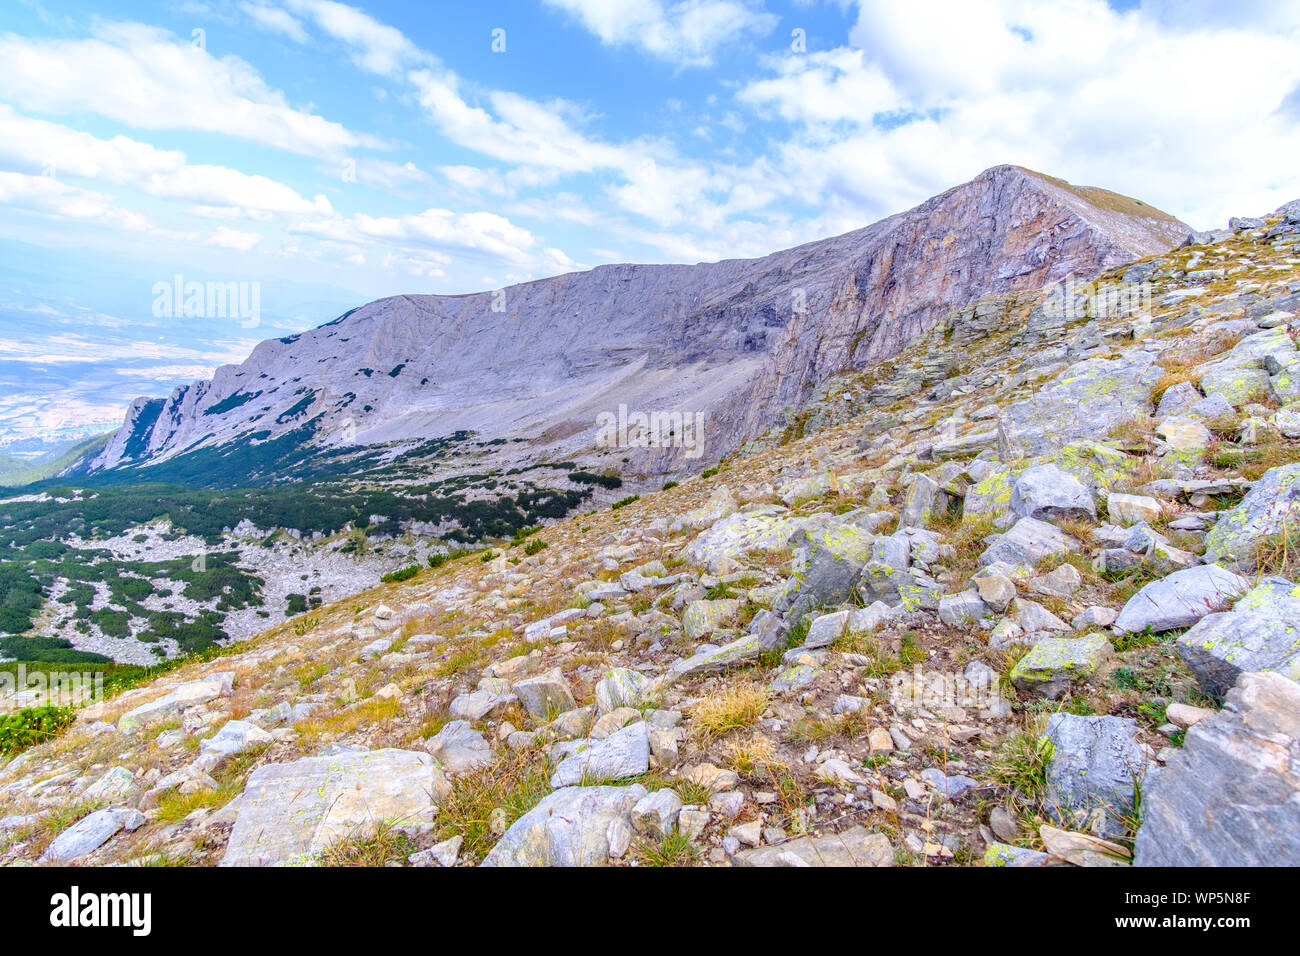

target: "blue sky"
[2,0,1300,445]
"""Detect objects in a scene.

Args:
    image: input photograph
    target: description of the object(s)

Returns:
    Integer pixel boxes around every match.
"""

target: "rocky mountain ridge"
[83,165,1187,484]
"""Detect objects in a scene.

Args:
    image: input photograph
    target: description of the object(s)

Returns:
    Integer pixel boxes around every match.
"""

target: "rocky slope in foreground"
[83,165,1185,482]
[6,204,1300,869]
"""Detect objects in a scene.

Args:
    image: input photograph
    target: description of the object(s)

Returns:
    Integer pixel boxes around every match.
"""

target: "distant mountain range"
[77,166,1189,487]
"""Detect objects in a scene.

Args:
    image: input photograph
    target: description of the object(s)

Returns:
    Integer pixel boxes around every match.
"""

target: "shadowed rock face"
[86,165,1187,481]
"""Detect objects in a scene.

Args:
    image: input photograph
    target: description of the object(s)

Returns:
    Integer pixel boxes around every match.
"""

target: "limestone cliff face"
[85,165,1188,480]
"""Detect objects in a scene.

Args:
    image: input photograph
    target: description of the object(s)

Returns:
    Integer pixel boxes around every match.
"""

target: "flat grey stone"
[425,720,493,774]
[1113,564,1251,634]
[732,825,894,867]
[549,721,650,787]
[481,784,647,866]
[1135,671,1300,866]
[1043,713,1144,840]
[220,749,449,866]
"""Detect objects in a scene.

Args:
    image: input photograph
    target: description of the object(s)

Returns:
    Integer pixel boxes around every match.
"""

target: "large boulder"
[116,672,234,734]
[481,785,647,867]
[997,353,1162,458]
[550,721,650,787]
[978,517,1077,571]
[1112,564,1252,635]
[1010,635,1112,698]
[681,599,740,640]
[220,749,450,866]
[1134,671,1300,866]
[782,522,876,621]
[1010,464,1095,522]
[425,720,493,774]
[1176,577,1300,696]
[1043,714,1145,840]
[681,508,806,573]
[1203,464,1300,569]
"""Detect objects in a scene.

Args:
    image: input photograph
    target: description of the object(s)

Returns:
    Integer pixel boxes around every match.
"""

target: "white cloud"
[0,172,153,231]
[0,22,378,159]
[205,226,263,251]
[543,0,778,67]
[0,105,334,216]
[734,0,1300,229]
[239,1,309,42]
[285,0,428,75]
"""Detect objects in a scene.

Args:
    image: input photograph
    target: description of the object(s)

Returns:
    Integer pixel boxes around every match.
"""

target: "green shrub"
[380,565,420,584]
[523,539,547,556]
[0,706,76,754]
[611,495,640,510]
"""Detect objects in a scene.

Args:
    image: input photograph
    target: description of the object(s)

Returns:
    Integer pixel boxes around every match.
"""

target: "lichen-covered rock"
[221,749,450,866]
[770,662,820,692]
[1176,576,1300,696]
[1010,635,1112,698]
[783,522,876,620]
[984,843,1051,866]
[1043,713,1145,840]
[900,472,944,527]
[1203,464,1300,569]
[858,530,914,604]
[481,784,647,867]
[1197,363,1272,406]
[681,508,805,572]
[681,598,741,640]
[997,353,1162,458]
[1112,564,1251,635]
[1134,671,1300,866]
[963,466,1016,529]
